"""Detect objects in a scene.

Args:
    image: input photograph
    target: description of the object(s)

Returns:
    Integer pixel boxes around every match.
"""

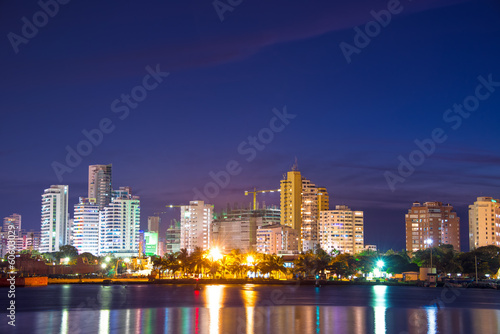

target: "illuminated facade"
[99,188,140,257]
[319,205,364,254]
[88,164,112,210]
[301,178,329,252]
[280,170,302,235]
[40,185,69,253]
[144,231,159,256]
[72,197,100,255]
[280,169,329,252]
[469,197,500,249]
[405,201,460,252]
[256,224,299,255]
[212,204,280,252]
[180,201,213,253]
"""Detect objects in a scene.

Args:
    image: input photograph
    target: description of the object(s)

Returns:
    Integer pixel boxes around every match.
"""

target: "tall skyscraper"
[148,216,160,233]
[40,185,69,253]
[319,205,364,254]
[301,179,329,251]
[469,197,500,250]
[88,164,112,210]
[280,168,329,251]
[405,201,460,252]
[180,201,213,253]
[280,170,302,239]
[99,188,140,257]
[3,214,21,233]
[72,197,100,255]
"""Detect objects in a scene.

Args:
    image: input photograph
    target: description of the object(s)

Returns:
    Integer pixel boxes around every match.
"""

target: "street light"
[208,248,223,262]
[377,260,384,269]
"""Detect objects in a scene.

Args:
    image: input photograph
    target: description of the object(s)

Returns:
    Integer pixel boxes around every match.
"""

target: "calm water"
[2,284,500,333]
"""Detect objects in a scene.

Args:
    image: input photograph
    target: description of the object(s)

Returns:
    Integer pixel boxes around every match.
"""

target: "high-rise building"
[469,197,500,250]
[88,164,112,210]
[72,197,100,255]
[280,169,329,252]
[319,205,364,254]
[99,188,140,257]
[3,214,21,233]
[256,224,299,255]
[40,185,69,253]
[166,220,181,254]
[405,201,460,252]
[301,179,329,252]
[148,216,160,234]
[180,201,213,253]
[212,204,281,253]
[280,170,302,235]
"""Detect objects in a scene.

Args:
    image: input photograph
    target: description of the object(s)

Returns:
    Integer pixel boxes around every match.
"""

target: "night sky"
[1,0,500,252]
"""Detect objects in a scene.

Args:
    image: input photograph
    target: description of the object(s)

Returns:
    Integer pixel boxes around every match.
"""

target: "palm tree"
[227,250,245,278]
[293,251,315,278]
[152,257,164,279]
[189,247,208,277]
[314,246,331,277]
[176,248,189,277]
[163,253,180,278]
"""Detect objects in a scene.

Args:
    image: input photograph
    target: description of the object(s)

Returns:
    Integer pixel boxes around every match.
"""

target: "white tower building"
[40,185,69,253]
[180,201,213,253]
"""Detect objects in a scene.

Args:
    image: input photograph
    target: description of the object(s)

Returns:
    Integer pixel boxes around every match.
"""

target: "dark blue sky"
[1,0,500,251]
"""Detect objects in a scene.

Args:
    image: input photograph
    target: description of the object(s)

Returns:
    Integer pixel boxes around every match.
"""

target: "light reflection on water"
[7,284,500,334]
[373,285,387,334]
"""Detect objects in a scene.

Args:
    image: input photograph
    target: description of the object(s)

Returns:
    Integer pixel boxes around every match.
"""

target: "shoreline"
[44,277,416,286]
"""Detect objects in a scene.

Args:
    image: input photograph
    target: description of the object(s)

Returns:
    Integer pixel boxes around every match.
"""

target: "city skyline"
[2,162,499,253]
[1,0,500,252]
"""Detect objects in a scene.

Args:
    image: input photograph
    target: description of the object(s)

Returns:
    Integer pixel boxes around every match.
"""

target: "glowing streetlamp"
[246,255,254,265]
[105,257,111,263]
[377,260,384,269]
[101,263,106,269]
[64,257,70,264]
[425,239,433,269]
[208,248,223,262]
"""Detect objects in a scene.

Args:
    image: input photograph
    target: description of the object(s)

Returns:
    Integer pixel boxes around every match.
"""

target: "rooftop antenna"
[292,157,298,171]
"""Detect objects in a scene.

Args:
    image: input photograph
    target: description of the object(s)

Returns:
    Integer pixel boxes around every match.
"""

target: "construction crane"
[152,205,184,216]
[244,188,280,210]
